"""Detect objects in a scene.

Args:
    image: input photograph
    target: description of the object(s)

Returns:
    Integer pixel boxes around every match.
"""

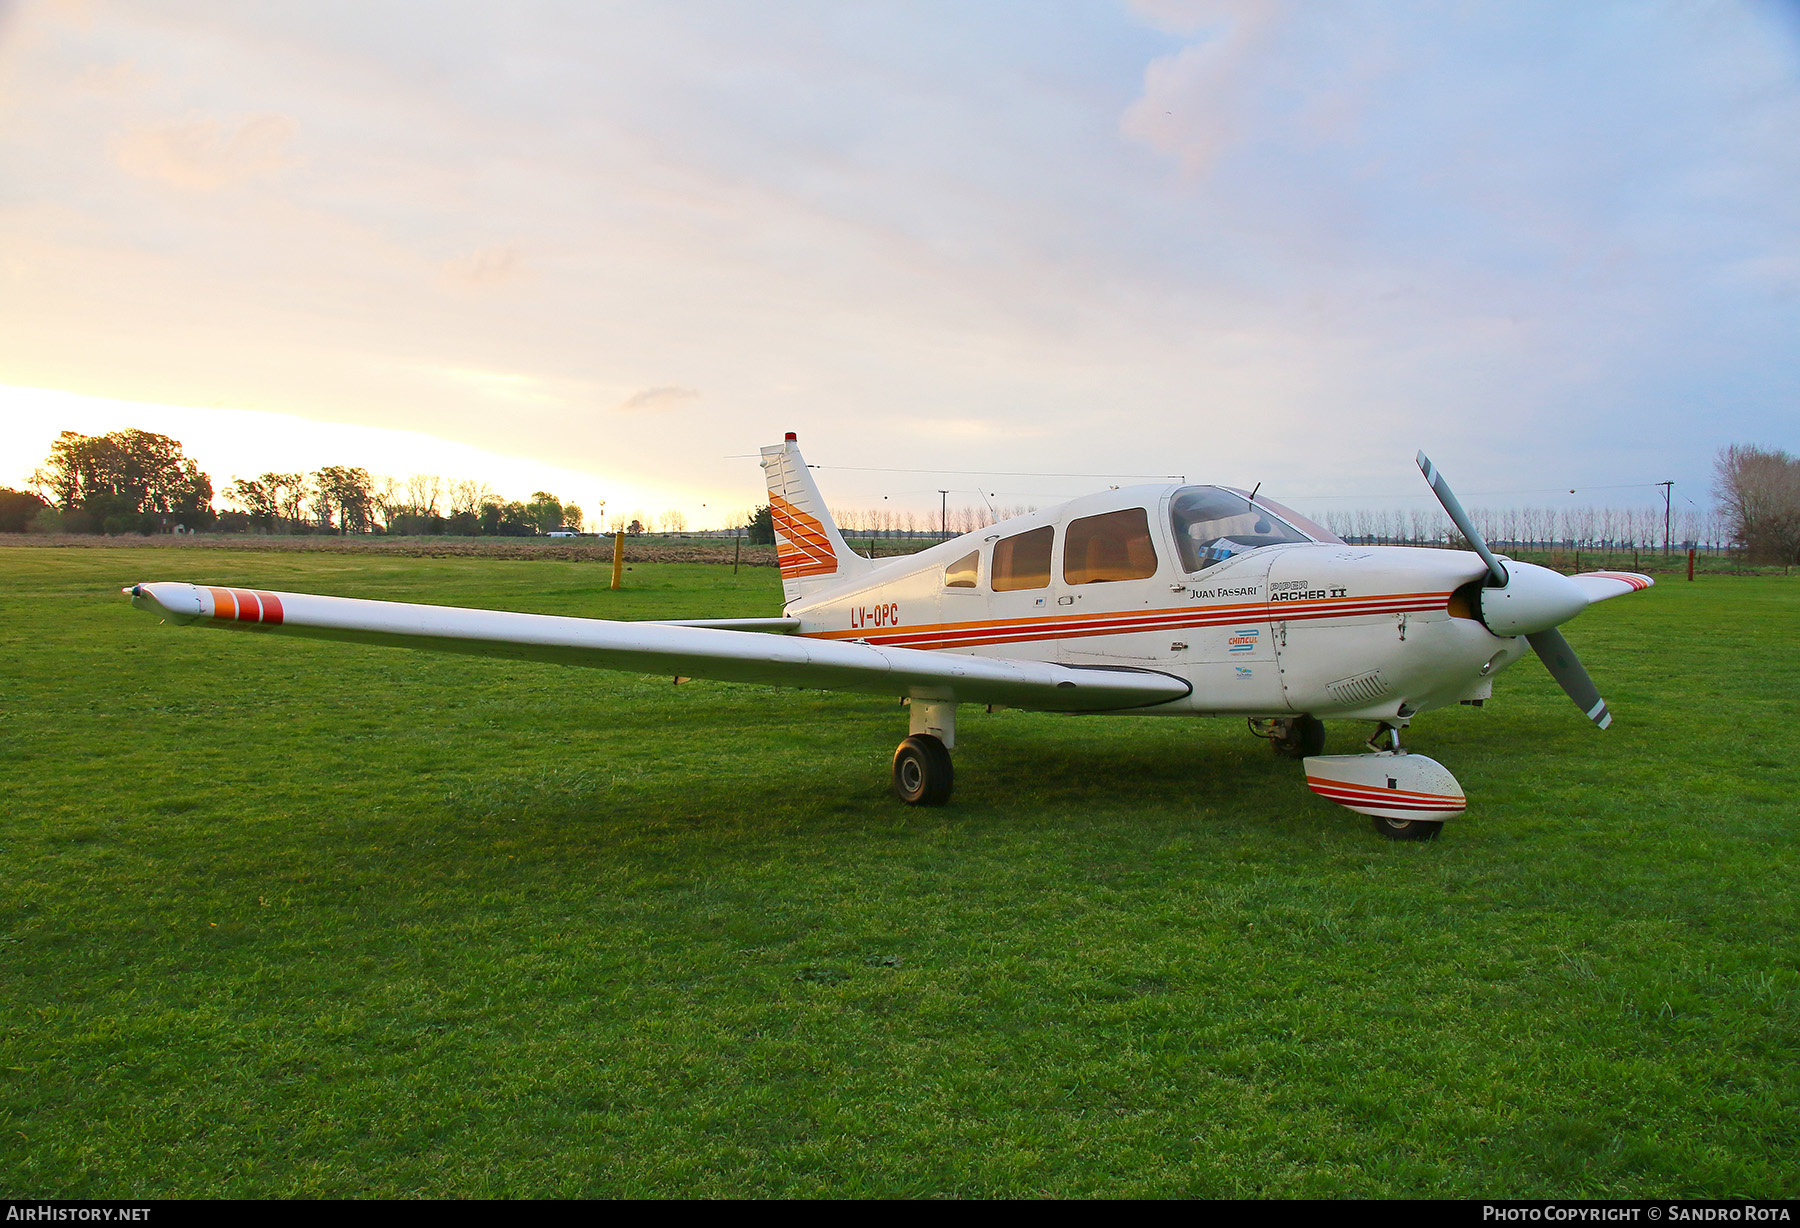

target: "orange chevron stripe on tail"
[770,492,838,579]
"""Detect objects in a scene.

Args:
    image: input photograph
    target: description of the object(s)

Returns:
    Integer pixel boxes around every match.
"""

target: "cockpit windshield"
[1168,486,1327,573]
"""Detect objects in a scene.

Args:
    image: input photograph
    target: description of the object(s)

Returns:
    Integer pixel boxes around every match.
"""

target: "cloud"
[112,111,296,191]
[74,60,155,95]
[6,2,1796,514]
[1120,1,1286,175]
[616,385,699,412]
[441,243,526,290]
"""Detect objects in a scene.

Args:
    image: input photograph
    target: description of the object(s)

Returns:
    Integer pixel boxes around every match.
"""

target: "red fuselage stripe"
[804,591,1452,650]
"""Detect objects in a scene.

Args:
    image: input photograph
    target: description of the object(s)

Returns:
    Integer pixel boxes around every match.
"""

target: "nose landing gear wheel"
[893,734,954,806]
[1371,814,1442,841]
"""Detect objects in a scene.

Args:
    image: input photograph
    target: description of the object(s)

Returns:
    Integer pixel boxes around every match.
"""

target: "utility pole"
[1656,481,1673,556]
[939,490,949,541]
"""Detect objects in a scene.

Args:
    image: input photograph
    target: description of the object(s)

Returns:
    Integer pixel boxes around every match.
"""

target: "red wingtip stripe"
[207,586,285,624]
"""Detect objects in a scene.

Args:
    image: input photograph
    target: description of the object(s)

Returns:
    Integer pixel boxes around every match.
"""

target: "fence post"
[611,530,625,591]
[1688,547,1695,581]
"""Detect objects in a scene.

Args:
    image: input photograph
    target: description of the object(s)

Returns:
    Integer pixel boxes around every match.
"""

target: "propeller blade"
[1526,628,1612,729]
[1416,451,1508,587]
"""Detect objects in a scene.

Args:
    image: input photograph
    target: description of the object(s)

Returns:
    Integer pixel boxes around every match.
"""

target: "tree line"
[5,430,595,538]
[222,469,583,537]
[1313,445,1798,565]
[4,431,1794,563]
[1315,503,1719,553]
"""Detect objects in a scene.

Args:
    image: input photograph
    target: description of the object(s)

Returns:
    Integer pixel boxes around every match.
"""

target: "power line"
[1283,482,1674,501]
[726,453,1673,503]
[723,456,1181,480]
[813,464,1185,480]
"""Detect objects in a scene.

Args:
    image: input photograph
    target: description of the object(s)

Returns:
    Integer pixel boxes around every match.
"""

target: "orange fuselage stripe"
[801,590,1451,650]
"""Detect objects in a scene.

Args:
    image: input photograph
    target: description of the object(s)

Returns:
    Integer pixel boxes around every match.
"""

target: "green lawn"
[2,546,1796,1197]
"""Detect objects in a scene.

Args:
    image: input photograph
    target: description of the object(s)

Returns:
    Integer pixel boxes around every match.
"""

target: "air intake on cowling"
[1327,670,1390,706]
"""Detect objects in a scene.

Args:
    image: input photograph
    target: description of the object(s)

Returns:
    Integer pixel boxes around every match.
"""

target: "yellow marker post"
[611,530,625,590]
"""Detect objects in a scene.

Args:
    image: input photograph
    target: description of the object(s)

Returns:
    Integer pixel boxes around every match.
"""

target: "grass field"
[3,545,1797,1197]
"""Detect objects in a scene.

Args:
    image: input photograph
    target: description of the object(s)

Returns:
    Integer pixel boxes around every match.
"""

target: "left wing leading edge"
[125,582,1189,713]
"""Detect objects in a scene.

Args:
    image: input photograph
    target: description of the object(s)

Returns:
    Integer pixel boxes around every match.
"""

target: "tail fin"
[760,433,870,603]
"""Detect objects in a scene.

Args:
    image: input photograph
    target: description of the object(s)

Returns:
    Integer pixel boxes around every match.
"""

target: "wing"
[125,582,1189,713]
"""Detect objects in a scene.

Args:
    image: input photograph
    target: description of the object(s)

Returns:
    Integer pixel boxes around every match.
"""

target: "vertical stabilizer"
[760,433,870,604]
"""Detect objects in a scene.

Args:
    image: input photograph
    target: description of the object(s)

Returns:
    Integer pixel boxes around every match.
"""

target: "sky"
[2,0,1797,527]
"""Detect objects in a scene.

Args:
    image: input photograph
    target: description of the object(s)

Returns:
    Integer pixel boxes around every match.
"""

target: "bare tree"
[225,476,279,530]
[268,474,304,528]
[1714,445,1800,562]
[405,474,442,518]
[447,478,495,518]
[371,475,403,531]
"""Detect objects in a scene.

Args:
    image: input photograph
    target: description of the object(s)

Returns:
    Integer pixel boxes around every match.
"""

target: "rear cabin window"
[991,526,1054,591]
[1064,507,1158,585]
[944,551,979,588]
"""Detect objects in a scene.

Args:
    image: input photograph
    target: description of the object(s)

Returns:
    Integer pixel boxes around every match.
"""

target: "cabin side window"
[944,551,979,589]
[991,526,1054,592]
[1063,507,1158,585]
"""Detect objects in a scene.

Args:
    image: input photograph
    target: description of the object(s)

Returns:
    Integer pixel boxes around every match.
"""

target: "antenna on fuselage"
[1245,482,1273,533]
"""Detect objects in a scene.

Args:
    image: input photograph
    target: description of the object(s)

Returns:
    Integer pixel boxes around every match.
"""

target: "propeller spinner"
[1416,451,1614,729]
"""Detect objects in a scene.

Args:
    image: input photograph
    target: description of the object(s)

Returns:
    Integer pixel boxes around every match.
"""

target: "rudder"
[760,433,869,603]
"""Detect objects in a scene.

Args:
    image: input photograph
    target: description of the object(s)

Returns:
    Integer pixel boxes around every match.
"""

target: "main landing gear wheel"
[1370,814,1443,841]
[1272,715,1326,760]
[893,734,954,806]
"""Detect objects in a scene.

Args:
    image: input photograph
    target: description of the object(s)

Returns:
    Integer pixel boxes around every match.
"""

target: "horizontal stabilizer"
[125,582,1189,713]
[651,617,800,633]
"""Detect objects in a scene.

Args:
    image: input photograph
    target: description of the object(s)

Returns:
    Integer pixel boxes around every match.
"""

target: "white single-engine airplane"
[126,437,1651,839]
